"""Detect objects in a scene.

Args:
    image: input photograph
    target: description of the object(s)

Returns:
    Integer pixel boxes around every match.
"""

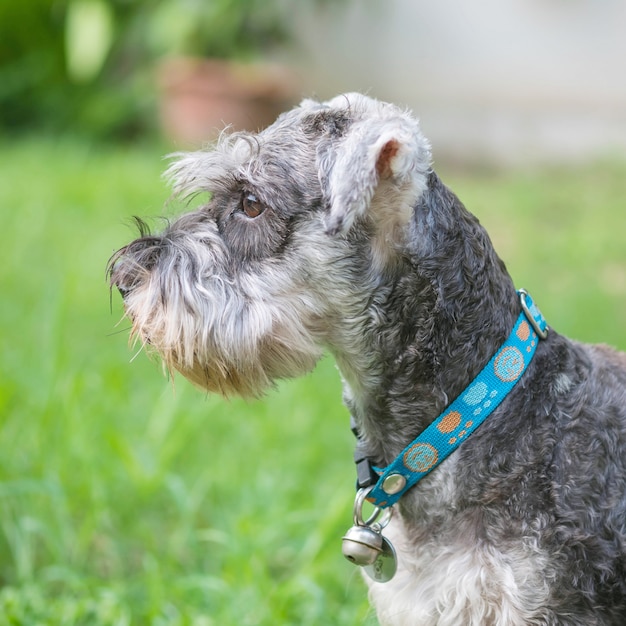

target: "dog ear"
[323,113,431,236]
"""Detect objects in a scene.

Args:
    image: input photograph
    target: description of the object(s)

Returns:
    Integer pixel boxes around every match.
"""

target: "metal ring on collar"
[353,486,393,528]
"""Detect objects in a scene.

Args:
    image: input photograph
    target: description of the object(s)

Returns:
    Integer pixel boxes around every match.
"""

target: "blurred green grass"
[0,137,624,625]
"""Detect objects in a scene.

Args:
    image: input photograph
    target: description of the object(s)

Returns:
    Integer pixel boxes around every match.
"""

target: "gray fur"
[108,93,626,625]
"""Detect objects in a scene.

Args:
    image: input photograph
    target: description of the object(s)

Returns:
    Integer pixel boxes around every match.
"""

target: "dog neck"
[365,289,548,508]
[333,171,520,467]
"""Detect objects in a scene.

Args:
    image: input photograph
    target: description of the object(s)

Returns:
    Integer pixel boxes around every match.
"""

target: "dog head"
[108,93,432,397]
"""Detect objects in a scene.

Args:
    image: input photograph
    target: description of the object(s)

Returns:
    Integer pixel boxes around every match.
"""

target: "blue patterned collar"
[362,289,549,509]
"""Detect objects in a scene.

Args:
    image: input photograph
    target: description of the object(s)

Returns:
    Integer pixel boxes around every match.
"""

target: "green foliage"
[0,0,66,131]
[147,0,290,60]
[0,138,625,624]
[0,0,155,139]
[0,0,342,139]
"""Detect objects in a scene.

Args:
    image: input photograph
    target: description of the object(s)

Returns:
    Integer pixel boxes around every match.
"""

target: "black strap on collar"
[351,416,379,489]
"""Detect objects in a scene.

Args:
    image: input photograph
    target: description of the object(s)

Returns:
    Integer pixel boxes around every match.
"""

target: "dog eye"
[241,193,266,219]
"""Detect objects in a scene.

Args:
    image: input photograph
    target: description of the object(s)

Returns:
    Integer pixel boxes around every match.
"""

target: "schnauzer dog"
[109,93,626,625]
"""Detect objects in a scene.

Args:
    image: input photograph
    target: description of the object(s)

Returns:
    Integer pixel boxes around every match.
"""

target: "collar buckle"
[519,289,549,339]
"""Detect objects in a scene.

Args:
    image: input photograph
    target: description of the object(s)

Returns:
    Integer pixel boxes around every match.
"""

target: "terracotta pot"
[157,57,298,147]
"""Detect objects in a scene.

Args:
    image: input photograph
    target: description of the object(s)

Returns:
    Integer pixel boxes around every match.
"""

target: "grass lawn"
[0,137,624,625]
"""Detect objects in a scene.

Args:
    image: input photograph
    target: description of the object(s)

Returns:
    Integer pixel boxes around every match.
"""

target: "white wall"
[292,0,626,165]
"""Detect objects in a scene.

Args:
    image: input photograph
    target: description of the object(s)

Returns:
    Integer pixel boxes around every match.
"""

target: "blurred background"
[0,1,625,624]
[2,0,626,161]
